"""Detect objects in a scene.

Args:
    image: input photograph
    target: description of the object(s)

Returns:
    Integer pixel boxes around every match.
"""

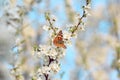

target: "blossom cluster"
[33,5,91,78]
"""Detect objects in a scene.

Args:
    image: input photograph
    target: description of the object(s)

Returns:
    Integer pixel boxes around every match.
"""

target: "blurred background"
[0,0,120,80]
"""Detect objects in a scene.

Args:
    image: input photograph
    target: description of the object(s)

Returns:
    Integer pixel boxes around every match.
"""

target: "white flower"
[36,45,48,58]
[63,31,72,39]
[84,4,91,9]
[84,4,91,16]
[37,45,58,58]
[43,25,50,31]
[71,33,77,38]
[49,30,56,38]
[50,63,60,73]
[47,47,57,59]
[37,66,51,75]
[39,45,48,53]
[41,66,51,74]
[57,48,66,59]
[37,68,42,75]
[51,15,57,21]
[36,52,41,57]
[65,40,72,46]
[66,24,74,28]
[74,13,81,24]
[85,10,91,16]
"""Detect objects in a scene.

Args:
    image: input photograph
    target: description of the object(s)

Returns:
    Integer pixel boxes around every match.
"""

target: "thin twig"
[72,0,91,34]
[47,18,56,35]
[72,10,86,34]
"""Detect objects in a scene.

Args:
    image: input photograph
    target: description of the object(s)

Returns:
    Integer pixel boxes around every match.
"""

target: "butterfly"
[53,30,66,49]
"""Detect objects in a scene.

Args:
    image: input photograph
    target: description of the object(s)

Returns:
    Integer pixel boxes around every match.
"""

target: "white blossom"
[57,48,66,59]
[51,15,57,21]
[39,45,48,54]
[66,24,74,28]
[71,33,77,39]
[43,25,50,31]
[36,45,58,59]
[37,68,43,75]
[48,47,57,59]
[63,31,72,39]
[41,66,51,74]
[64,40,72,46]
[84,4,91,16]
[49,63,60,73]
[84,4,91,9]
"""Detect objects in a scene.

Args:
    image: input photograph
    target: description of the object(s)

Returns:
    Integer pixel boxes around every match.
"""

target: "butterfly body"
[53,30,66,49]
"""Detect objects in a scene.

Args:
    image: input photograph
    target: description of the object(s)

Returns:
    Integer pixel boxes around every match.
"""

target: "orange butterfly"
[53,30,66,49]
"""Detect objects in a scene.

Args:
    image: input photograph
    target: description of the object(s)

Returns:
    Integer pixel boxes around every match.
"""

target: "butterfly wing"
[53,30,66,49]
